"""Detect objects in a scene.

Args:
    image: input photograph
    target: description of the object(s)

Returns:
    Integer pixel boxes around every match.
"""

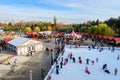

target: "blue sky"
[0,0,120,23]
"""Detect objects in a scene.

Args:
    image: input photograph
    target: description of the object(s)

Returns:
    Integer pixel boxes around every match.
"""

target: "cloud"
[0,0,120,23]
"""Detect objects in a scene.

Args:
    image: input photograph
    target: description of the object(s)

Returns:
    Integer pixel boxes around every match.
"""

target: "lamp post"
[53,39,56,60]
[19,28,21,37]
[60,41,61,52]
[0,47,2,53]
[29,70,32,80]
[50,49,54,65]
[53,48,55,64]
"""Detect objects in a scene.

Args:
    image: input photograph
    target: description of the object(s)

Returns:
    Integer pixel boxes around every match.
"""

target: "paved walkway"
[0,51,31,78]
[0,40,56,80]
[0,55,15,64]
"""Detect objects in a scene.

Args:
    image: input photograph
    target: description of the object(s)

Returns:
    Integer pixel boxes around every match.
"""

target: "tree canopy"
[34,26,40,32]
[25,27,31,33]
[87,23,115,36]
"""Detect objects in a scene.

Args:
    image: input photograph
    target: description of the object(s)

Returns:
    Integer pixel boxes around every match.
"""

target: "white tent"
[7,37,43,55]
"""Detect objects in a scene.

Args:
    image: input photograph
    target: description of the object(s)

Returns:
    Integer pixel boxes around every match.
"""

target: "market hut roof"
[1,38,11,43]
[7,37,29,47]
[70,31,77,36]
[114,38,120,43]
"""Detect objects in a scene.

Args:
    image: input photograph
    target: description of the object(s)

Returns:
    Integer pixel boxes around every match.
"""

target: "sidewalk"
[0,51,31,77]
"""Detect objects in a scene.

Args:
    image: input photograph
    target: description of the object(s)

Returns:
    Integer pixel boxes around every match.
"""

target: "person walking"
[30,51,32,56]
[14,59,17,66]
[41,68,45,78]
[7,59,11,65]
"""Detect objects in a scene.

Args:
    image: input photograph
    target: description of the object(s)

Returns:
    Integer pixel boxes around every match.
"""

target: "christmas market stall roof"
[7,37,29,47]
[114,38,120,43]
[70,31,77,37]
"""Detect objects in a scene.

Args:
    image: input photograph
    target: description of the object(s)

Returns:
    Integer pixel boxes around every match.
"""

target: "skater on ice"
[117,54,119,60]
[68,52,73,59]
[114,68,118,75]
[73,57,75,63]
[102,64,107,70]
[79,57,82,64]
[96,57,98,63]
[85,66,91,74]
[91,60,94,65]
[60,61,63,69]
[86,58,90,65]
[104,67,110,74]
[64,59,67,65]
[56,64,59,74]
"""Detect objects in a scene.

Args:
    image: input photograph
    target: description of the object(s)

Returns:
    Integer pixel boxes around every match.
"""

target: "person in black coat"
[117,55,119,60]
[102,64,107,70]
[73,57,75,63]
[60,61,63,69]
[86,58,90,65]
[41,68,45,78]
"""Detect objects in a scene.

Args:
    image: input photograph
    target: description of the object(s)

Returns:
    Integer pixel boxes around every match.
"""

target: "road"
[1,42,55,80]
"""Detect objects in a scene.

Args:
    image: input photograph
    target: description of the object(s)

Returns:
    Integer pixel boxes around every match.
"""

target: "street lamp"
[50,49,53,65]
[19,28,22,36]
[29,70,32,80]
[60,41,61,52]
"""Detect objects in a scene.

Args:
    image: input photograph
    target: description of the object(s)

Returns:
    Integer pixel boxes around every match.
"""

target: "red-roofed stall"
[1,38,12,49]
[114,38,120,43]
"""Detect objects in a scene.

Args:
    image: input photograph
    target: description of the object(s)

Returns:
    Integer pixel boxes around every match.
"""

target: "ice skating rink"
[46,45,120,80]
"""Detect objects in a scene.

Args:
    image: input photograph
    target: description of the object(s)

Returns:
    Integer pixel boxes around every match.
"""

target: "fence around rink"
[44,47,64,80]
[64,45,120,50]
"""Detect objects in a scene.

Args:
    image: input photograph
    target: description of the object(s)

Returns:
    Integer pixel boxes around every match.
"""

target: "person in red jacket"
[85,66,90,74]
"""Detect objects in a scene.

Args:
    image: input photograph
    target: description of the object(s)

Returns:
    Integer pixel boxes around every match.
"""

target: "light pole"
[29,70,32,80]
[51,39,56,65]
[50,49,54,65]
[19,28,22,37]
[60,41,61,52]
[53,48,55,63]
[0,47,2,53]
[65,35,66,45]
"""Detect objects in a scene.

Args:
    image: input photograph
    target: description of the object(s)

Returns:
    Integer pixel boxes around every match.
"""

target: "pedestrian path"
[0,52,31,77]
[0,55,15,64]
